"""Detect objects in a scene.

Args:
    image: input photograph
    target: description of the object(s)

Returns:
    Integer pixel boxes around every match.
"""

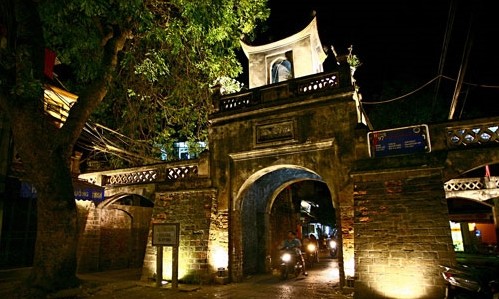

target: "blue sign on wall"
[20,180,104,203]
[368,125,431,158]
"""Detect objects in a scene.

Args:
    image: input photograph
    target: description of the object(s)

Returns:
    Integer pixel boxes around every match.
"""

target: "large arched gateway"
[234,165,329,275]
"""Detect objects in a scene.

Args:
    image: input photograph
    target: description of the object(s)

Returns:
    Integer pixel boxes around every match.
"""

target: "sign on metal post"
[152,223,180,289]
[368,124,431,158]
[153,223,180,246]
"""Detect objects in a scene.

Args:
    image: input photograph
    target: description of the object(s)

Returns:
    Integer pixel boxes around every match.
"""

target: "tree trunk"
[27,166,79,295]
[10,111,79,297]
[0,2,130,297]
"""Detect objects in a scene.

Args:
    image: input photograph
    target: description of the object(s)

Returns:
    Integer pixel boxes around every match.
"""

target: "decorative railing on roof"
[295,72,340,94]
[215,71,346,113]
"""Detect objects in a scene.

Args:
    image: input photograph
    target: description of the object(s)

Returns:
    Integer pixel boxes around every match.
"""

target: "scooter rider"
[281,230,308,276]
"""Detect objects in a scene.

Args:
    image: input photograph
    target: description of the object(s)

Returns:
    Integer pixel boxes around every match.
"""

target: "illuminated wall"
[352,168,455,299]
[141,188,223,283]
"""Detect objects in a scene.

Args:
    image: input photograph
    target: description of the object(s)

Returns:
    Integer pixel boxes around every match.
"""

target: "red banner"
[44,48,56,79]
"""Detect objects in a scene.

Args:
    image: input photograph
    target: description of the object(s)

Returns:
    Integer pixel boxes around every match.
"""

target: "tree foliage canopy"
[0,0,269,295]
[77,0,269,167]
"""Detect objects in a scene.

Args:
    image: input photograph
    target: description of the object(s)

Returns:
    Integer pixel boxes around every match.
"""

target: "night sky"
[241,0,499,118]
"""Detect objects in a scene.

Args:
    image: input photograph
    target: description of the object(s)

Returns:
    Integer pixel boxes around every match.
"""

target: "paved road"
[1,255,353,298]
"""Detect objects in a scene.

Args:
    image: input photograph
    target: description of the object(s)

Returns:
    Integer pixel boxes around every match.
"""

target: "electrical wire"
[432,0,456,115]
[361,74,499,105]
[361,75,440,105]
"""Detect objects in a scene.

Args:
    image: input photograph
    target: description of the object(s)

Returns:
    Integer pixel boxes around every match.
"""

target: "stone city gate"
[76,19,499,299]
[79,63,499,298]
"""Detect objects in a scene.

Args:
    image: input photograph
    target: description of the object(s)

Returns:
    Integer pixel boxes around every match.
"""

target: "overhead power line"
[432,0,456,117]
[448,4,475,120]
[361,74,499,105]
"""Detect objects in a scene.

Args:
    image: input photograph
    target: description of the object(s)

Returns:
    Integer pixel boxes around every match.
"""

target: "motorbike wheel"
[294,263,302,278]
[307,256,314,268]
[293,262,304,277]
[280,267,288,280]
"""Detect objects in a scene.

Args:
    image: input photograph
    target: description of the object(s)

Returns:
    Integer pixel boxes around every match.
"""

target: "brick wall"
[76,201,101,273]
[141,188,219,283]
[352,168,455,299]
[76,201,153,273]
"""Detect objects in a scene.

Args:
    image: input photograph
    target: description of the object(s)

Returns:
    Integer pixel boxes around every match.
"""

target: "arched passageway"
[444,164,499,253]
[96,193,154,271]
[234,165,339,277]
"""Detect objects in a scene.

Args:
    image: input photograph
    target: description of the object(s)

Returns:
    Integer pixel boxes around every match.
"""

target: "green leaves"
[91,0,269,165]
[20,0,268,165]
[134,50,170,83]
[39,0,145,86]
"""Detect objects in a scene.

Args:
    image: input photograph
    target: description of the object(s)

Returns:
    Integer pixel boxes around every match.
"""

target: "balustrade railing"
[444,176,498,191]
[295,72,340,94]
[447,123,499,147]
[106,169,159,185]
[215,71,345,113]
[79,162,200,187]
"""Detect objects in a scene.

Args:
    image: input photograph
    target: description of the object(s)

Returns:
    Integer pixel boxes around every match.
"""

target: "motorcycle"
[439,264,499,299]
[328,238,338,258]
[303,242,319,268]
[279,248,303,279]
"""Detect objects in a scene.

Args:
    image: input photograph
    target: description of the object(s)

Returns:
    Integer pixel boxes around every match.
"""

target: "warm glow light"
[153,245,229,281]
[369,264,427,298]
[324,260,340,281]
[211,246,228,269]
[43,85,78,126]
[344,256,355,277]
[159,248,189,280]
[450,221,464,251]
[281,252,292,262]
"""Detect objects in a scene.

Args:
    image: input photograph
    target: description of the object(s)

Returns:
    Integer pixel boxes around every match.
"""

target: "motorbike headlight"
[307,244,316,252]
[281,253,291,262]
[329,240,337,249]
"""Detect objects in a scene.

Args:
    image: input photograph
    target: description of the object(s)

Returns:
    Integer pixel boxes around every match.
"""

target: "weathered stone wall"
[210,88,359,281]
[76,202,153,273]
[352,167,455,299]
[209,88,357,210]
[141,187,220,283]
[76,201,100,273]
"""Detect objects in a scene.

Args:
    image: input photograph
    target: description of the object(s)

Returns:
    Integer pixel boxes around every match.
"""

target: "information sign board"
[152,223,180,246]
[368,125,431,158]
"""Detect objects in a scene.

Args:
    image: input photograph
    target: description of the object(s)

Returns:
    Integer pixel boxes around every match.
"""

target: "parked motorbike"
[279,249,303,279]
[303,242,319,268]
[439,264,499,299]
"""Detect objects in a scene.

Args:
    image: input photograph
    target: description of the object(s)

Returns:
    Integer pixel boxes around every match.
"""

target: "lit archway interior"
[238,166,337,276]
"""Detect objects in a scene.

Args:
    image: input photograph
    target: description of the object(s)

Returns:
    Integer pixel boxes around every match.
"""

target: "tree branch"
[60,25,131,151]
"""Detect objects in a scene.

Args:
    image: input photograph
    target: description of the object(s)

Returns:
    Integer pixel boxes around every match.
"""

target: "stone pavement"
[75,270,353,299]
[1,257,354,298]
